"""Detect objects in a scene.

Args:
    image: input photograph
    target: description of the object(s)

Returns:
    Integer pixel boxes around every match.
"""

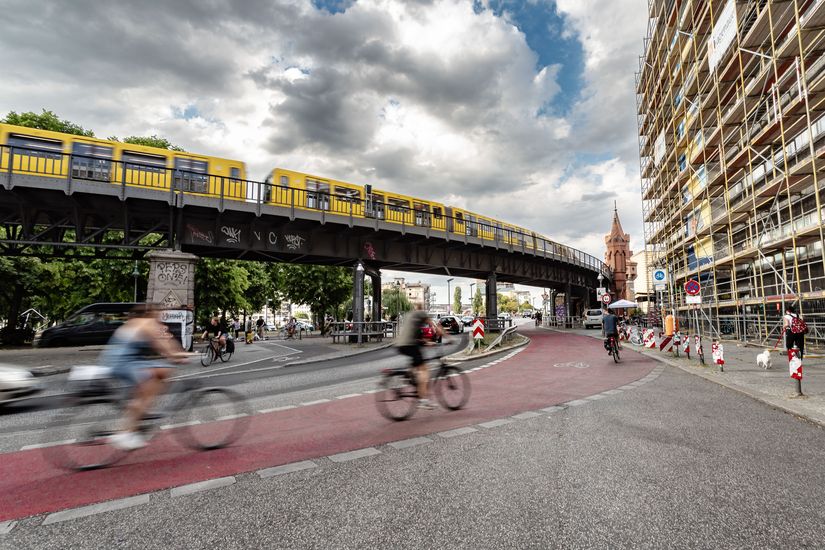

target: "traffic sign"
[684,278,701,296]
[601,293,611,304]
[472,318,485,340]
[653,268,667,290]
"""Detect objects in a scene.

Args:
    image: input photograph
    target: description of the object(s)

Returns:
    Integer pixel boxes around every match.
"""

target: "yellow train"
[0,122,574,257]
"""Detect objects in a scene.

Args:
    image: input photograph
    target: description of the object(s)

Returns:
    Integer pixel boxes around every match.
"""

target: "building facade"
[604,207,638,301]
[636,0,825,344]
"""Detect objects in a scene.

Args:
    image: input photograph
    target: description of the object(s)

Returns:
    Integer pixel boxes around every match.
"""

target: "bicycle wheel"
[172,388,251,450]
[200,344,213,367]
[374,371,418,421]
[219,346,232,362]
[41,394,127,471]
[612,343,620,363]
[433,366,471,410]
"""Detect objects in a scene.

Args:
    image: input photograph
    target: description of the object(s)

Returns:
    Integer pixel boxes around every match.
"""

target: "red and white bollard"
[682,334,690,359]
[711,340,724,372]
[788,344,803,397]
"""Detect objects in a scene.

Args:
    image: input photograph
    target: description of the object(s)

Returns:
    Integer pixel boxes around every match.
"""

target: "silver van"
[584,309,604,329]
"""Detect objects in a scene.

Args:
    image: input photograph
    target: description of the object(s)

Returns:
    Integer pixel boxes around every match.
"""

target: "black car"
[34,303,142,348]
[439,315,462,334]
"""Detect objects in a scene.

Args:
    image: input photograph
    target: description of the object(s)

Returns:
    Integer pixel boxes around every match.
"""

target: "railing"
[327,321,396,344]
[0,144,611,279]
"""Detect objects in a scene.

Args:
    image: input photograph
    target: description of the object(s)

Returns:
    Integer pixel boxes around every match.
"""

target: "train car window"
[174,157,208,193]
[494,223,503,240]
[367,193,386,219]
[433,207,443,219]
[465,214,477,236]
[387,198,410,213]
[306,178,330,210]
[455,211,463,222]
[123,151,167,173]
[280,175,289,187]
[71,142,113,181]
[231,167,240,179]
[8,134,63,160]
[334,186,361,203]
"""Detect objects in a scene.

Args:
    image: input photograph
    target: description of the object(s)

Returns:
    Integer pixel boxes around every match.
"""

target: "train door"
[306,178,330,210]
[414,202,430,227]
[465,213,477,237]
[494,222,503,242]
[71,142,113,182]
[365,188,386,219]
[174,157,209,193]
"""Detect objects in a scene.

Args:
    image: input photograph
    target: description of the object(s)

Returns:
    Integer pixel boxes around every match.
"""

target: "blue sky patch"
[312,0,354,14]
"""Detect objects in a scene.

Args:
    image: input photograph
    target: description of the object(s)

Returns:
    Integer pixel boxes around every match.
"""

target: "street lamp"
[446,278,454,315]
[132,261,140,302]
[469,283,476,314]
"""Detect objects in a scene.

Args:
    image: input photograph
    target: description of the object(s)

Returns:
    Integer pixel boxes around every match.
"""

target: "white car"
[584,309,604,329]
[0,363,41,405]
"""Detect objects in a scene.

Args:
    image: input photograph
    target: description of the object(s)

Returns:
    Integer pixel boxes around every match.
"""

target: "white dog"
[756,350,772,370]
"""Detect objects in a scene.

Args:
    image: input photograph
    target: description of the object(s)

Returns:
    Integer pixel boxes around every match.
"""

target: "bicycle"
[200,336,232,367]
[607,335,620,363]
[41,365,251,471]
[375,357,471,421]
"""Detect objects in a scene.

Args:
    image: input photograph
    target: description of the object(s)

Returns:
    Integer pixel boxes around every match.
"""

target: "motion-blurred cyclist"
[100,304,188,451]
[201,316,227,351]
[602,307,619,354]
[395,302,443,410]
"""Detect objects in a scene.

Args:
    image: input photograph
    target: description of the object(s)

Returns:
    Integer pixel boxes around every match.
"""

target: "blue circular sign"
[654,269,666,281]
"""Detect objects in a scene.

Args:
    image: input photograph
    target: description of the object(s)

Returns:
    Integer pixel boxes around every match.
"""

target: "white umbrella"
[608,299,638,309]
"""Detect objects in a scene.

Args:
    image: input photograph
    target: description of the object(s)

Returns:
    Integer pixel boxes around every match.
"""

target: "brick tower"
[604,205,637,300]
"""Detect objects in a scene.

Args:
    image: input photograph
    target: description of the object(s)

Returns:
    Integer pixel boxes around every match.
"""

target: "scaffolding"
[636,0,825,346]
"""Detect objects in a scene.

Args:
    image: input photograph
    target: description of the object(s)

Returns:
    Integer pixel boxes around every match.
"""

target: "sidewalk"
[548,327,825,427]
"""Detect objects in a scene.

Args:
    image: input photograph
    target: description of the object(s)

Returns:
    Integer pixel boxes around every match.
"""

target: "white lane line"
[478,418,515,429]
[258,405,297,414]
[0,521,16,535]
[328,447,381,463]
[172,350,301,380]
[258,460,318,479]
[300,399,331,407]
[512,411,542,420]
[42,495,150,525]
[335,393,362,400]
[216,413,247,421]
[20,439,76,451]
[437,426,478,438]
[170,476,236,498]
[362,389,381,394]
[388,437,432,449]
[161,420,200,430]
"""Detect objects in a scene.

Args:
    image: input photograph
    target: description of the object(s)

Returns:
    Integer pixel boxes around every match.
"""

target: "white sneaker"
[417,399,436,410]
[110,431,147,451]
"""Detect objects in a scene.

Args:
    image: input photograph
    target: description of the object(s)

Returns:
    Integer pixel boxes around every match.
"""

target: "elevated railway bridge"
[0,144,611,325]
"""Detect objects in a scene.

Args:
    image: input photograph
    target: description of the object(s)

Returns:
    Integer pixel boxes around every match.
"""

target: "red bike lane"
[0,330,657,522]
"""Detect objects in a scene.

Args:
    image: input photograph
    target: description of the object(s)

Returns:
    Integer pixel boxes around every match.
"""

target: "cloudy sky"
[0,0,647,305]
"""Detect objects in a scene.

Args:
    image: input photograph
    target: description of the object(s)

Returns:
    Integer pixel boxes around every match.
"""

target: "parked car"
[295,320,315,331]
[461,315,475,327]
[420,321,442,343]
[584,309,604,329]
[0,363,41,405]
[34,303,142,348]
[498,312,512,320]
[439,315,463,334]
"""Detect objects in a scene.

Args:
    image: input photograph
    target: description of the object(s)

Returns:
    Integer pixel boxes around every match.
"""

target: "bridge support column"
[146,249,198,310]
[352,262,365,343]
[565,282,572,328]
[370,272,382,324]
[485,273,498,330]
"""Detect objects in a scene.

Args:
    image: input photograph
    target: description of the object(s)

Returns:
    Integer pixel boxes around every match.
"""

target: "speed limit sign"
[601,293,611,304]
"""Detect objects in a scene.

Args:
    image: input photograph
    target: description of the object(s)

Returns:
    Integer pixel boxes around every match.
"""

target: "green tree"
[497,293,518,314]
[453,287,462,315]
[382,286,412,320]
[108,135,186,151]
[2,109,94,136]
[195,258,252,323]
[472,287,483,315]
[272,264,352,334]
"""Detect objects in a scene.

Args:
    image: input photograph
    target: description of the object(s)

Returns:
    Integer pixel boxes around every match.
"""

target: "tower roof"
[608,202,626,240]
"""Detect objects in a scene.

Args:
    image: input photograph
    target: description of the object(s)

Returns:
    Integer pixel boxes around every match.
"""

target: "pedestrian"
[232,318,241,339]
[245,317,254,344]
[783,304,808,359]
[256,316,265,341]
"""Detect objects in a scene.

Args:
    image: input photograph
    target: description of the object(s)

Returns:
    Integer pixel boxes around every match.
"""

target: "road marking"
[258,405,297,414]
[161,420,200,430]
[216,413,248,421]
[478,418,515,429]
[512,411,542,420]
[335,393,362,400]
[328,447,381,462]
[42,495,150,525]
[172,350,301,380]
[20,439,76,451]
[362,389,381,394]
[437,426,478,438]
[388,437,432,449]
[0,521,16,535]
[258,460,318,479]
[170,476,236,498]
[300,399,331,407]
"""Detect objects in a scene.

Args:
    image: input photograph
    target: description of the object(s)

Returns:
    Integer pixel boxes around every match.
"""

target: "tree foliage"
[453,287,462,315]
[272,264,352,333]
[382,286,412,320]
[1,110,94,136]
[472,288,483,315]
[109,135,186,151]
[497,293,518,314]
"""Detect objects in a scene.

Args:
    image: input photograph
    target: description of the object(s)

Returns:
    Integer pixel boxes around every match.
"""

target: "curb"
[447,335,531,362]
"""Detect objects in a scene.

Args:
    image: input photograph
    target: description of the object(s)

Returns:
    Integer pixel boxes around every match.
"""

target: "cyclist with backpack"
[783,304,808,359]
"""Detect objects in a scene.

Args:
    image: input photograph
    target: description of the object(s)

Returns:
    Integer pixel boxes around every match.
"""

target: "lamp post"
[132,261,140,302]
[469,283,476,314]
[597,273,604,307]
[446,278,454,315]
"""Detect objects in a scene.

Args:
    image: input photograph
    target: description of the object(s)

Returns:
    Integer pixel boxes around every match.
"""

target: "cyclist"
[201,316,227,353]
[395,302,442,410]
[100,304,188,451]
[602,307,619,355]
